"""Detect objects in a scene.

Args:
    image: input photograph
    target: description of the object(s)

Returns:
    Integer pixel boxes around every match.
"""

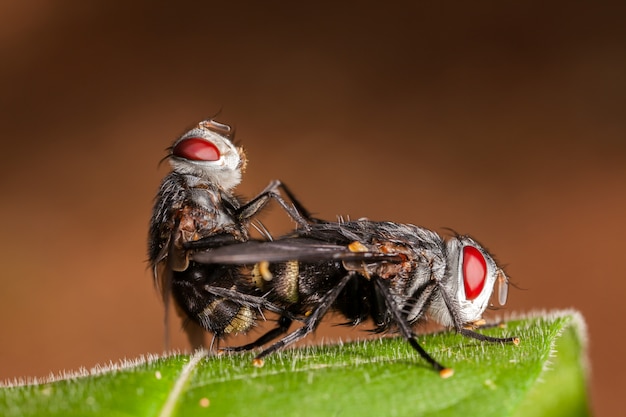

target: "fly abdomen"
[252,261,300,304]
[198,299,255,336]
[172,280,257,336]
[171,264,258,336]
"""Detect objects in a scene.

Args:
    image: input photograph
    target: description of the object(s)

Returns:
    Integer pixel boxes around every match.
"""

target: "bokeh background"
[1,1,624,415]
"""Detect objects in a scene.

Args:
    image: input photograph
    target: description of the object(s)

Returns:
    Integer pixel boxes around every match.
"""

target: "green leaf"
[0,310,590,417]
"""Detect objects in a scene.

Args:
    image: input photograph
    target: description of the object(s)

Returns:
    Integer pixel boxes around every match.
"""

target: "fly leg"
[236,180,314,230]
[373,277,452,378]
[182,233,242,250]
[221,315,293,352]
[251,272,354,365]
[402,279,438,324]
[274,182,320,224]
[465,320,509,331]
[456,328,520,344]
[437,284,520,345]
[205,286,299,319]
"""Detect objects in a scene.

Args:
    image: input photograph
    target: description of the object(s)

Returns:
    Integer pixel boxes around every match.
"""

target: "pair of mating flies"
[148,119,517,377]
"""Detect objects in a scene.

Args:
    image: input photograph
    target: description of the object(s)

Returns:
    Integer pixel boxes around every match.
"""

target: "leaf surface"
[0,310,590,417]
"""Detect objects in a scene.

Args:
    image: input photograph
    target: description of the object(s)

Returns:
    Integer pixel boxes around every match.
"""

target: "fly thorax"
[404,252,446,323]
[181,183,247,240]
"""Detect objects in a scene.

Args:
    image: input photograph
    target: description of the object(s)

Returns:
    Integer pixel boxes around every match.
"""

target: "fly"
[148,119,311,348]
[191,219,518,377]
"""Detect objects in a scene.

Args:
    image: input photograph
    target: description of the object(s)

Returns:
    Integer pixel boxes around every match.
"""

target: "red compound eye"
[172,138,220,161]
[462,246,487,300]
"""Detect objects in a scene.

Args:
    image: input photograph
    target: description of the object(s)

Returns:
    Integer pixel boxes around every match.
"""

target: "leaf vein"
[158,349,208,417]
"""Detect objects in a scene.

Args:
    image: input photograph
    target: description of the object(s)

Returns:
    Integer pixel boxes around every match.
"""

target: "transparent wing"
[190,238,403,264]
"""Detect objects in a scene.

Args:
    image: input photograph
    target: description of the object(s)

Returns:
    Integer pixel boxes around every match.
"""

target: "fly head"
[168,119,246,191]
[429,236,509,327]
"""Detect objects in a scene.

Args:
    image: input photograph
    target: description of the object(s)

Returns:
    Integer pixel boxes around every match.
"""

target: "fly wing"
[190,238,403,265]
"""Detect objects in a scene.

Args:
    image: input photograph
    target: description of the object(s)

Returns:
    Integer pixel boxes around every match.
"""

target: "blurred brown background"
[1,1,624,415]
